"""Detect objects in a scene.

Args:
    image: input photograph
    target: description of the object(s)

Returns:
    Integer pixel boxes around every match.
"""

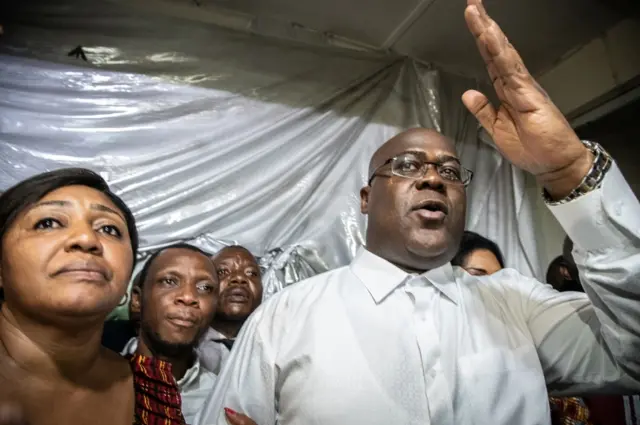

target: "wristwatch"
[543,140,612,206]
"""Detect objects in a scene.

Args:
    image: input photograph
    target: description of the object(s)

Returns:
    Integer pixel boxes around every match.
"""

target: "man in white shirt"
[196,1,640,424]
[124,243,220,425]
[197,246,263,374]
[453,233,596,424]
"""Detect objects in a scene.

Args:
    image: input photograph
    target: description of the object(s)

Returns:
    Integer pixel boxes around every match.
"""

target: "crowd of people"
[0,172,263,425]
[1,0,640,424]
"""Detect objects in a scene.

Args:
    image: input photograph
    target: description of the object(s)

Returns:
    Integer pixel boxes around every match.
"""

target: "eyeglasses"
[368,152,473,187]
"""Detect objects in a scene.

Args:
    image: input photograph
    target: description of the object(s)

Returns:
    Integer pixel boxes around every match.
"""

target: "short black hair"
[136,243,213,290]
[546,255,566,286]
[451,231,505,269]
[0,168,138,263]
[546,254,583,292]
[214,245,262,276]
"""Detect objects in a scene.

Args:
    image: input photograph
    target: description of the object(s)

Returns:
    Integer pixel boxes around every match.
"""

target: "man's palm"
[462,0,587,180]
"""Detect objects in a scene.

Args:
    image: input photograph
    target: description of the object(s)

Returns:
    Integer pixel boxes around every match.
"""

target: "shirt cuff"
[547,162,640,252]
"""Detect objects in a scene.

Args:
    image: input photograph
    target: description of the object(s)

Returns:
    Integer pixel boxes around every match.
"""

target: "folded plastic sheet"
[0,0,546,319]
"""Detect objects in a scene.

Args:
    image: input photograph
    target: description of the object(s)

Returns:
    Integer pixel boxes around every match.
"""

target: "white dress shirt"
[122,338,217,425]
[197,328,233,375]
[196,163,640,425]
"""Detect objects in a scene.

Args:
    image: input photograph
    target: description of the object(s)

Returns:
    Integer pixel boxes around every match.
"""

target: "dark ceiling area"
[577,97,640,145]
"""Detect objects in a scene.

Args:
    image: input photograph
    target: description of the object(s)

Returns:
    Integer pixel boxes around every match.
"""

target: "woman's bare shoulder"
[100,346,133,380]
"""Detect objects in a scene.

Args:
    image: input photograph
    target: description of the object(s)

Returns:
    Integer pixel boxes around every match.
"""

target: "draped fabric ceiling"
[0,0,550,317]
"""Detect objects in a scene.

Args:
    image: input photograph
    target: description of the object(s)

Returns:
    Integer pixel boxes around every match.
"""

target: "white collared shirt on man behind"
[196,328,233,375]
[195,163,640,425]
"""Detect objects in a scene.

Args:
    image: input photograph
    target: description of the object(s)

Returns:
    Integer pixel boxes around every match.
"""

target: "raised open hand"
[462,0,592,199]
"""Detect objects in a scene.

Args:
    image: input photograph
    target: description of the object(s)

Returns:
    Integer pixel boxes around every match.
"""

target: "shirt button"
[614,202,623,216]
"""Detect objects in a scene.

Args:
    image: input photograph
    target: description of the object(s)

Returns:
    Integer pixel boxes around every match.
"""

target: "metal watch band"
[542,140,612,206]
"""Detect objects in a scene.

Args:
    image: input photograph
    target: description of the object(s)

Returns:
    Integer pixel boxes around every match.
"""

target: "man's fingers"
[485,61,506,100]
[464,4,486,39]
[462,90,497,136]
[464,0,496,44]
[466,0,533,91]
[489,34,531,90]
[465,3,513,77]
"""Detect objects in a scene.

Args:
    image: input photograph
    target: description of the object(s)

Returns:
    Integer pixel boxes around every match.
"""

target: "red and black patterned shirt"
[129,353,187,425]
[550,396,594,425]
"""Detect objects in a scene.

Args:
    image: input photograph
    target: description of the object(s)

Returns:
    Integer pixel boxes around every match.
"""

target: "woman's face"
[0,185,133,322]
[462,249,503,276]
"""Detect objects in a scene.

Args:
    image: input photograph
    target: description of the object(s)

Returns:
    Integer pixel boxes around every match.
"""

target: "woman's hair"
[546,255,583,293]
[0,168,139,263]
[545,256,567,289]
[451,230,505,269]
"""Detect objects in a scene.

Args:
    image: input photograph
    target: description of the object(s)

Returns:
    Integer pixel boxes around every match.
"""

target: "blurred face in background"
[460,249,503,276]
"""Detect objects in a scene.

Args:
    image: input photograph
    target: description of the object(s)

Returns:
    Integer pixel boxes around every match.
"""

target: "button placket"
[406,277,455,425]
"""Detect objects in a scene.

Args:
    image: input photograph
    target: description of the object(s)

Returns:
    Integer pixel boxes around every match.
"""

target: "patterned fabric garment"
[550,397,594,425]
[129,353,187,425]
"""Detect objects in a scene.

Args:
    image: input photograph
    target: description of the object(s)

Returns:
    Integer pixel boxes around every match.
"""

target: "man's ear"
[360,186,370,214]
[130,286,142,315]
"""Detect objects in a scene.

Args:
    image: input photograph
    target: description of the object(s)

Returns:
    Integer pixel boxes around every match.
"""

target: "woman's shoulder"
[101,346,133,376]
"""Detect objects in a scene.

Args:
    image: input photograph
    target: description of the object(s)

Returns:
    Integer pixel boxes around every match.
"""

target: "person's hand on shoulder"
[223,408,258,425]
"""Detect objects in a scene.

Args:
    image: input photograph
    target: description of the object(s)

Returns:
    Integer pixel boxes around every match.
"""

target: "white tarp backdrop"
[0,0,546,317]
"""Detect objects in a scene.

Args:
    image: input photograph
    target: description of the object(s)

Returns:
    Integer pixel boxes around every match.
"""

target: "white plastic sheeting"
[0,0,546,317]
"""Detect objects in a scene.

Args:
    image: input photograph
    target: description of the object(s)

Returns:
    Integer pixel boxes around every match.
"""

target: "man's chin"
[405,234,454,265]
[158,329,200,347]
[408,231,448,252]
[220,306,251,320]
[155,337,197,354]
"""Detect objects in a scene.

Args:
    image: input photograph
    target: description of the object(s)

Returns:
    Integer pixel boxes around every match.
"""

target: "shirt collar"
[177,356,204,390]
[350,247,458,304]
[203,327,233,341]
[121,336,138,356]
[124,337,207,390]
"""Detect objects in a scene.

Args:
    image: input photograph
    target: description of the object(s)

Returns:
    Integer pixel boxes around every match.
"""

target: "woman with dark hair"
[0,168,183,425]
[451,230,505,275]
[0,168,258,425]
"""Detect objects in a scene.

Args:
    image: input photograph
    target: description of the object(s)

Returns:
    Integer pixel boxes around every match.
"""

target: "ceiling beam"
[380,0,440,50]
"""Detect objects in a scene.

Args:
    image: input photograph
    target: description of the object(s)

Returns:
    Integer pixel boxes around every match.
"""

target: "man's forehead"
[215,247,258,264]
[371,129,458,170]
[153,248,208,269]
